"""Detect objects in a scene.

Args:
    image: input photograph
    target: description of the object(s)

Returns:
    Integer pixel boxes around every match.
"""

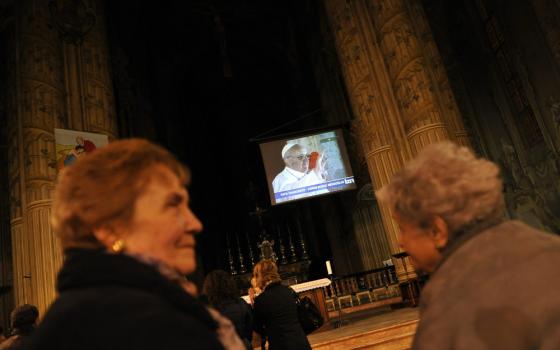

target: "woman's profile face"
[122,165,203,274]
[394,214,442,273]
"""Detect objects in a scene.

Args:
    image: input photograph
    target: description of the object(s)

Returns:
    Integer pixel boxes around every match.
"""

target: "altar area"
[244,277,420,349]
[235,207,422,349]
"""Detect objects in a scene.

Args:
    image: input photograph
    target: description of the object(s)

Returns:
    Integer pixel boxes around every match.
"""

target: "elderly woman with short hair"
[377,141,560,349]
[24,139,243,350]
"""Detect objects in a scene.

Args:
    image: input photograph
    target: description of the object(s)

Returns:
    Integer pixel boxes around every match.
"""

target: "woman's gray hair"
[376,141,504,235]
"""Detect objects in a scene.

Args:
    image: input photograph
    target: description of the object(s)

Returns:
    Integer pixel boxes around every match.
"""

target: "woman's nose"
[183,208,203,234]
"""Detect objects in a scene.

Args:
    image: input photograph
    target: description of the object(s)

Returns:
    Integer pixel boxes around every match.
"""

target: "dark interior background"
[105,0,359,282]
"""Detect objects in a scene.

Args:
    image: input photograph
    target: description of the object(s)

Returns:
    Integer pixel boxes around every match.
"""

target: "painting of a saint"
[55,129,109,170]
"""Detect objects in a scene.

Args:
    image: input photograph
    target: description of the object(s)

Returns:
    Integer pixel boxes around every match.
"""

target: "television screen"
[259,128,357,205]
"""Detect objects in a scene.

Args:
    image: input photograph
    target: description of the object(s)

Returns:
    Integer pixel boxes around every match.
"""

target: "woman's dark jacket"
[253,282,311,350]
[215,298,253,344]
[21,249,224,350]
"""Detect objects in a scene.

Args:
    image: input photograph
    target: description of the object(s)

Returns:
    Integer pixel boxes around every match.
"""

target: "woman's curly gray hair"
[376,141,504,235]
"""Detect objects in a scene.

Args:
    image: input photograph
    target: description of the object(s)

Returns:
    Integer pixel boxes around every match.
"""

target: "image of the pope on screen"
[260,130,356,205]
[272,143,327,194]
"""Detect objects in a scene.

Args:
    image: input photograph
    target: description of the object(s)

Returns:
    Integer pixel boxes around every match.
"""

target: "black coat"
[21,249,224,350]
[215,298,253,344]
[253,282,311,350]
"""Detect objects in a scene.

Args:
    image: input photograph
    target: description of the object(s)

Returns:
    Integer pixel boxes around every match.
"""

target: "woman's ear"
[92,225,117,250]
[431,216,449,250]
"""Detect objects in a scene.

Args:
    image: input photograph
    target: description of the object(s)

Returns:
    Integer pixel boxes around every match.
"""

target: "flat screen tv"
[259,128,357,205]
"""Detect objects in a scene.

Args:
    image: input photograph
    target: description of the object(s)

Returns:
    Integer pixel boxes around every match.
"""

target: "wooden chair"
[325,298,336,312]
[355,290,372,305]
[337,294,353,309]
[371,287,387,301]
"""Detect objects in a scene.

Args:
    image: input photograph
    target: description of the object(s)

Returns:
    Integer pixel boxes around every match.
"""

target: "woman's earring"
[112,239,125,253]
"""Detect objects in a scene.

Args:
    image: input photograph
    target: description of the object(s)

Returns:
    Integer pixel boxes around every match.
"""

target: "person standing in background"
[203,270,253,349]
[250,260,311,350]
[0,304,39,350]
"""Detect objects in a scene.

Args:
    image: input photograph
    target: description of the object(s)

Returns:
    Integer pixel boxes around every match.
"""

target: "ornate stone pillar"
[353,185,393,270]
[366,0,470,154]
[7,0,117,314]
[325,0,472,279]
[405,1,471,148]
[325,0,411,279]
[8,0,66,314]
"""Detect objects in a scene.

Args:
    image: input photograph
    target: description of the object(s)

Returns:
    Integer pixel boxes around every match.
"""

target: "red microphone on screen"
[309,151,319,170]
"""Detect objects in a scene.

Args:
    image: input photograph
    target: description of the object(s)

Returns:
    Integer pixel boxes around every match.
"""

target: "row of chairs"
[326,268,397,297]
[325,285,401,311]
[323,266,401,311]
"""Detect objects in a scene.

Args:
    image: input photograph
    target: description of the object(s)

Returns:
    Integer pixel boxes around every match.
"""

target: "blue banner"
[275,176,355,201]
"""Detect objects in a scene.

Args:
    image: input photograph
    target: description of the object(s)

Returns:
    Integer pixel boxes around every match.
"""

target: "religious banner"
[54,128,109,169]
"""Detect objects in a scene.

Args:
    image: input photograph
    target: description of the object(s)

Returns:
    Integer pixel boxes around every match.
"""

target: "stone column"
[325,0,411,279]
[366,0,470,154]
[325,0,472,279]
[405,1,471,147]
[353,188,393,270]
[8,0,67,313]
[7,0,117,314]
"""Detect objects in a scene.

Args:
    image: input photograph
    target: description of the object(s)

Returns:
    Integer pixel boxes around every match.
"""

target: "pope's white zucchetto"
[281,143,297,158]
